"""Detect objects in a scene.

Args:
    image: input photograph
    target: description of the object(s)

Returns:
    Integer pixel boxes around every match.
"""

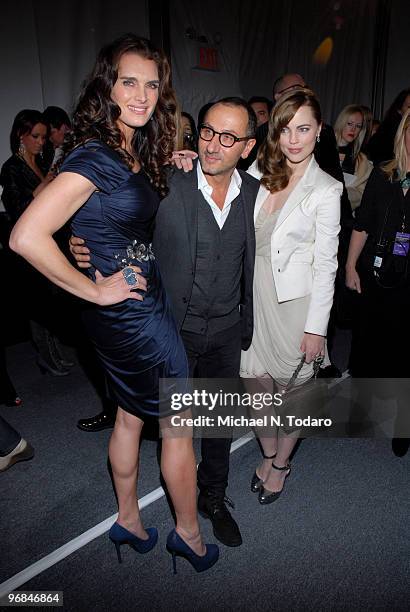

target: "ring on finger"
[122,266,139,287]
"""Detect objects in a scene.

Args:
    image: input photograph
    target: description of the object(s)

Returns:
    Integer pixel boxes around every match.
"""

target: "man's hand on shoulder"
[69,235,91,269]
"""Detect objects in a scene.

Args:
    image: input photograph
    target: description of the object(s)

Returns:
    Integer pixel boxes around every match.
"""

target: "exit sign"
[198,47,219,71]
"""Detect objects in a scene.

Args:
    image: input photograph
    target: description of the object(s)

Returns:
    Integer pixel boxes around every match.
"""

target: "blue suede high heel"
[109,522,158,563]
[166,529,219,574]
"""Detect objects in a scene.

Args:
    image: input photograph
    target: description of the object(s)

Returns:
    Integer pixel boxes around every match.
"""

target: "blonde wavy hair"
[257,88,321,194]
[382,109,410,181]
[334,105,366,161]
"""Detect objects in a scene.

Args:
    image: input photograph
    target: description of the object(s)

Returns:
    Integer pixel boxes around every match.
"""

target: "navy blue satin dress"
[61,141,188,417]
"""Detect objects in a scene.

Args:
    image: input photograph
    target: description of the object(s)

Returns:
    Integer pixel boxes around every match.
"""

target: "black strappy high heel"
[250,452,276,493]
[258,461,291,505]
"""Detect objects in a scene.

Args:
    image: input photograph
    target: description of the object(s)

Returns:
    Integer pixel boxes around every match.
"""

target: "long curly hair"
[64,33,177,197]
[257,88,321,194]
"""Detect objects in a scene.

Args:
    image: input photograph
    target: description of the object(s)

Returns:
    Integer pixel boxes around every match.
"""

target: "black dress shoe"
[77,412,115,432]
[198,491,242,547]
[392,438,410,457]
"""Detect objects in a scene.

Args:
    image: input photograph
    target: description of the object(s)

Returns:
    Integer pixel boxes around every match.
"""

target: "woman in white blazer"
[240,89,342,504]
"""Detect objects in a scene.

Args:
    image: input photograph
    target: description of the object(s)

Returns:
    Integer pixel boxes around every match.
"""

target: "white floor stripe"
[0,485,167,598]
[230,430,255,451]
[0,430,255,597]
[0,373,348,596]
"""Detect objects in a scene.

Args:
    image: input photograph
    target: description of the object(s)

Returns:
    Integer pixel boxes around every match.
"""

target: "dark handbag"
[333,268,360,327]
[276,355,328,434]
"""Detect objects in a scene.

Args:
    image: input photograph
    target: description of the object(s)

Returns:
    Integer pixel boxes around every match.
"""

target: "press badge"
[393,232,410,256]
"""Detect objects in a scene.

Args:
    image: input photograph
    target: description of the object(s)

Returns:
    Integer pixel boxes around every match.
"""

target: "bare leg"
[108,406,148,539]
[243,375,278,482]
[262,433,297,493]
[255,433,279,482]
[161,423,205,556]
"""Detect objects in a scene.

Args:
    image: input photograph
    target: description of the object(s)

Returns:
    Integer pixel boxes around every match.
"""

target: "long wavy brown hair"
[63,33,177,197]
[258,88,321,193]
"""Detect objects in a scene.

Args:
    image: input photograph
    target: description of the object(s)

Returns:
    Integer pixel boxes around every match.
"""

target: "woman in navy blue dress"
[10,34,218,572]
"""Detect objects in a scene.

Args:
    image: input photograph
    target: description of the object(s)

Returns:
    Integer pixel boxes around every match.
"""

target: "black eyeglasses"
[199,125,252,148]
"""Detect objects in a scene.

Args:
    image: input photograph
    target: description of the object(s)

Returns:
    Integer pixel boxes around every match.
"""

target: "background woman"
[334,104,373,212]
[0,110,71,375]
[10,34,217,572]
[345,109,410,458]
[0,110,52,222]
[346,109,410,377]
[241,89,342,504]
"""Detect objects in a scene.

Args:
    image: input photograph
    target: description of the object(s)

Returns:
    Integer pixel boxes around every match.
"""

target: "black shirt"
[0,154,47,224]
[355,166,410,281]
[366,112,402,165]
[338,143,355,175]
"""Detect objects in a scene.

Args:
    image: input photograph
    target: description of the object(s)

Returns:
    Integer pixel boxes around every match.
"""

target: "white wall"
[0,1,44,167]
[169,0,377,126]
[0,0,149,167]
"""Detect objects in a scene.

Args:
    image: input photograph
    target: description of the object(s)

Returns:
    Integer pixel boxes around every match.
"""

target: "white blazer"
[248,156,342,337]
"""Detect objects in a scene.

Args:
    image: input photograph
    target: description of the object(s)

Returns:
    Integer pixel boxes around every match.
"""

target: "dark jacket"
[0,155,46,224]
[153,162,258,350]
[366,112,401,166]
[354,165,410,278]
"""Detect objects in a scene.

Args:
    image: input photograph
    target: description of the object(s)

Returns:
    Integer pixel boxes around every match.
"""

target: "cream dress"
[240,203,328,387]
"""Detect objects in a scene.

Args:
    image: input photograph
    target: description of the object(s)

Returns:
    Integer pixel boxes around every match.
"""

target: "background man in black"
[248,96,272,128]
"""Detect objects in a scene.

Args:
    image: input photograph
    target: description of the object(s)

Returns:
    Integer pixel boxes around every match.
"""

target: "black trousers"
[0,345,18,404]
[349,271,410,377]
[181,321,242,494]
[0,415,21,456]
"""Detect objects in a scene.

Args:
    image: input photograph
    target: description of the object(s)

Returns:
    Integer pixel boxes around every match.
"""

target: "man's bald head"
[273,73,306,101]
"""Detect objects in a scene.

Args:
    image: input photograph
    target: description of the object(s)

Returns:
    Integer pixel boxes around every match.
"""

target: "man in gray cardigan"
[71,98,258,547]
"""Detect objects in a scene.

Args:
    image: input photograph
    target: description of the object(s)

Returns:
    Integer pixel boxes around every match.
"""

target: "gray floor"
[1,341,409,611]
